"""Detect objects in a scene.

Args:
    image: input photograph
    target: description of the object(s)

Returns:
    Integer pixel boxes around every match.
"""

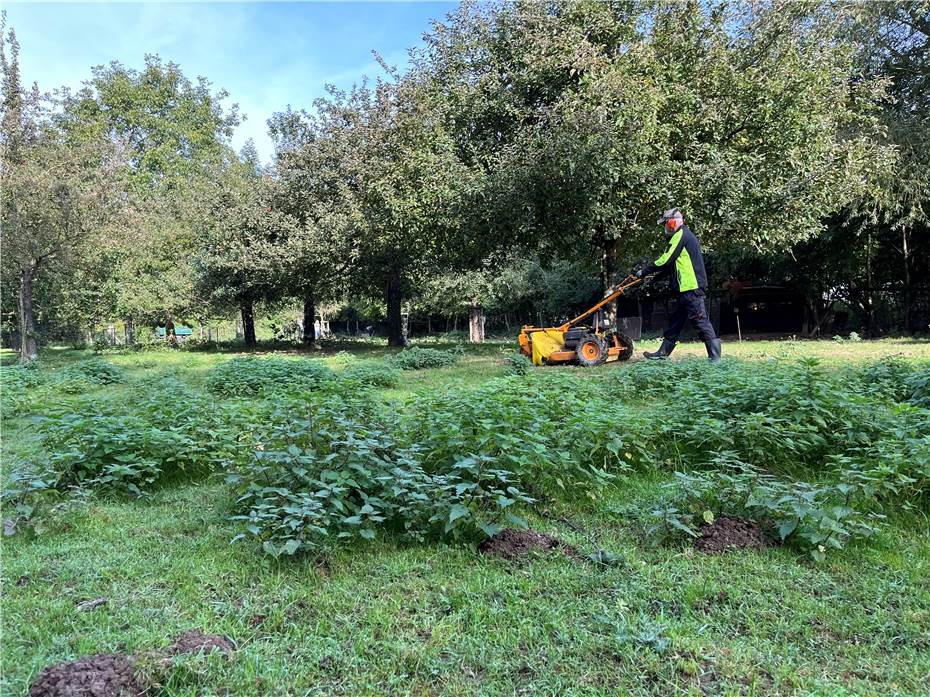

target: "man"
[636,208,721,362]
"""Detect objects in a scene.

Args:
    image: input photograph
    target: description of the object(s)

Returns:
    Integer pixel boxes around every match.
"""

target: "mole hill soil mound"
[478,528,579,561]
[29,631,234,697]
[167,630,235,656]
[29,654,143,697]
[695,515,770,554]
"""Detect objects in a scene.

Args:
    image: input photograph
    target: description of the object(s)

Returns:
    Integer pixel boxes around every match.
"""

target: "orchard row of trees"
[2,2,928,360]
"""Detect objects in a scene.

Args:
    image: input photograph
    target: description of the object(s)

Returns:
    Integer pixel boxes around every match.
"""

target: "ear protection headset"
[666,217,682,232]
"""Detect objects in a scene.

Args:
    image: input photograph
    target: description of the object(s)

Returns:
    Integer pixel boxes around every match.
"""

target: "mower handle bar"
[561,273,652,331]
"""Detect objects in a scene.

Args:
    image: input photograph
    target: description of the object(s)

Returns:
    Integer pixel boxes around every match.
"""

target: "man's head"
[657,208,684,234]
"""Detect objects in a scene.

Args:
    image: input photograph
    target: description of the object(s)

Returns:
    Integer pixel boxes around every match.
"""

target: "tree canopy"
[3,1,928,359]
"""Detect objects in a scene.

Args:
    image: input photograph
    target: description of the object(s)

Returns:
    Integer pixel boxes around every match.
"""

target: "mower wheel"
[607,331,635,361]
[576,334,608,367]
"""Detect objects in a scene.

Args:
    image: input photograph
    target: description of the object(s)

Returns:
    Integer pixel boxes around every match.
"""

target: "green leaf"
[449,504,470,523]
[479,522,502,538]
[777,519,799,539]
[666,516,699,538]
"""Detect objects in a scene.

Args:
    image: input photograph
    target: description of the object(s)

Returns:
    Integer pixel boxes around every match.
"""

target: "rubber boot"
[705,338,722,363]
[644,338,676,360]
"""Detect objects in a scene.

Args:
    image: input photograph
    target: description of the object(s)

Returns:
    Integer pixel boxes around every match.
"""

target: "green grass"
[3,339,930,695]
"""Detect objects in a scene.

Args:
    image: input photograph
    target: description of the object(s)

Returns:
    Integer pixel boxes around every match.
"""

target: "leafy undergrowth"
[4,352,929,564]
[226,391,534,556]
[386,346,461,370]
[224,358,928,560]
[340,362,402,388]
[204,356,335,396]
[1,358,127,417]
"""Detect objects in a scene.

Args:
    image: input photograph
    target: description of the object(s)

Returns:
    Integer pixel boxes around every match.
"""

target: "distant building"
[156,326,194,342]
[718,285,805,335]
[620,284,807,337]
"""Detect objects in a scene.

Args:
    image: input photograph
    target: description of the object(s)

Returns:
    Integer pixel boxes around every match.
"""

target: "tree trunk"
[865,230,875,336]
[302,291,316,346]
[125,317,136,345]
[599,235,619,328]
[469,301,485,343]
[902,227,911,332]
[240,299,257,347]
[386,272,404,347]
[18,262,39,363]
[165,317,178,347]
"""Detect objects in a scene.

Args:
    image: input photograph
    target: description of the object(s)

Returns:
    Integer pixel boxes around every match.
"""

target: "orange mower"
[518,274,647,367]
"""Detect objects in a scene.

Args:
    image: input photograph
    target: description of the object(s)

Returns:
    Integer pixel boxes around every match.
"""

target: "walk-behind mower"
[518,274,645,367]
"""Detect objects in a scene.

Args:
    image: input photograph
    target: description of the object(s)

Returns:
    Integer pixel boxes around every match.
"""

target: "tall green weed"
[650,454,886,561]
[227,393,533,556]
[387,347,460,370]
[205,356,334,396]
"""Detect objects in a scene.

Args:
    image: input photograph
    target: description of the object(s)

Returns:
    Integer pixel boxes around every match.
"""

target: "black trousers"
[665,290,718,342]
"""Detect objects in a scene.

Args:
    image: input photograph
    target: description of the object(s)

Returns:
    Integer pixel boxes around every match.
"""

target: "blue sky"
[5,1,458,161]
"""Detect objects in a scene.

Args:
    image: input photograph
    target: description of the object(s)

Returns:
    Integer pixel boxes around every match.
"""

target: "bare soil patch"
[478,528,579,561]
[694,515,770,554]
[29,654,143,697]
[29,631,234,697]
[167,630,235,656]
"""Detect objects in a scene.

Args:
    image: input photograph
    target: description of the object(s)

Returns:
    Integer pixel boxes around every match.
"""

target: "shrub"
[1,363,47,418]
[398,373,649,500]
[55,376,97,394]
[341,363,401,388]
[904,364,930,408]
[387,347,458,371]
[828,404,930,504]
[38,400,193,496]
[329,350,358,369]
[205,356,334,396]
[612,358,712,400]
[128,373,242,470]
[505,353,533,376]
[3,378,244,533]
[1,467,93,537]
[228,395,533,556]
[631,357,905,472]
[649,454,885,560]
[57,359,126,386]
[852,357,918,403]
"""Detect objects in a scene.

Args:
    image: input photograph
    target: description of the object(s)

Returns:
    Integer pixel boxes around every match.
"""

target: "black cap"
[657,208,683,226]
